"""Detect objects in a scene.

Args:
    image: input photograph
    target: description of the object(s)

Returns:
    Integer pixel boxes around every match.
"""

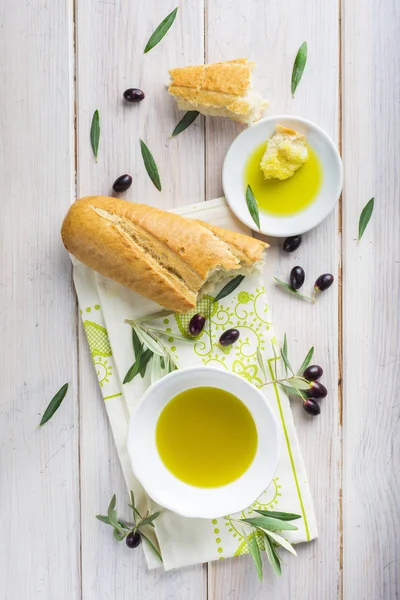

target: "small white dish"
[222,115,343,237]
[128,367,281,519]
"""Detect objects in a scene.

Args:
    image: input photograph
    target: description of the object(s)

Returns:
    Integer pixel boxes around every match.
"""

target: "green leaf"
[108,494,116,517]
[140,532,163,563]
[254,510,302,521]
[134,325,164,356]
[96,514,112,525]
[139,349,154,378]
[289,376,311,391]
[136,512,160,530]
[113,528,126,542]
[245,185,261,230]
[297,347,314,375]
[123,359,141,384]
[132,327,143,359]
[291,41,307,98]
[214,275,245,304]
[256,347,267,380]
[140,139,162,191]
[151,354,162,384]
[279,382,306,399]
[171,111,200,137]
[281,333,293,375]
[272,342,278,382]
[143,7,178,54]
[358,197,374,240]
[273,277,315,303]
[90,110,100,162]
[96,515,130,529]
[265,531,297,556]
[247,532,263,581]
[242,516,298,532]
[39,383,69,426]
[264,534,282,576]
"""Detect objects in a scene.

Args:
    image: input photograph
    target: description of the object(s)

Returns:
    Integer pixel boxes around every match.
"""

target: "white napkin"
[72,198,317,571]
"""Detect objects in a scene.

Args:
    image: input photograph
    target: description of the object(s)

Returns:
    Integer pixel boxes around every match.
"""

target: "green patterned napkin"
[72,198,317,570]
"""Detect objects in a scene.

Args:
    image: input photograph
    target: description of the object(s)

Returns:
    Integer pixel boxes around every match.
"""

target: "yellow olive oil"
[244,141,323,216]
[155,386,258,488]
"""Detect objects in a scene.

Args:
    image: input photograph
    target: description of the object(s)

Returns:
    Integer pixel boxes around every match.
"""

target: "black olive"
[307,381,328,399]
[303,365,323,381]
[283,235,302,253]
[123,88,145,103]
[126,531,141,548]
[314,273,334,293]
[189,313,206,336]
[113,174,133,193]
[289,266,305,290]
[219,328,240,347]
[303,398,321,416]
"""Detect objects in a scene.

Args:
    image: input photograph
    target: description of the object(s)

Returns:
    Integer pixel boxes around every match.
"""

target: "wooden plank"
[75,1,207,597]
[0,1,79,599]
[206,1,341,598]
[342,0,400,597]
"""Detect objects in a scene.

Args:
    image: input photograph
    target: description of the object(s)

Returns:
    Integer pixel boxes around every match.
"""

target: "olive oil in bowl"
[156,386,258,488]
[244,141,323,216]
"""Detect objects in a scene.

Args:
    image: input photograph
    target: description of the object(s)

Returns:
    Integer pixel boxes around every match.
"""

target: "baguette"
[168,58,268,125]
[61,197,268,313]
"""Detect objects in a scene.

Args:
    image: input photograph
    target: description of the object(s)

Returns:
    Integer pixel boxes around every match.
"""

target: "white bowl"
[128,367,281,519]
[222,115,343,237]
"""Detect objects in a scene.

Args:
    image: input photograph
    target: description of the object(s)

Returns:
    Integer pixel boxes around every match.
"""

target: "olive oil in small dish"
[156,386,258,488]
[244,141,323,216]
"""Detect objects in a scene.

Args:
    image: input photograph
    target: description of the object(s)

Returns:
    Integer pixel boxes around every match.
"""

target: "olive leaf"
[281,333,293,375]
[151,354,162,384]
[123,359,141,384]
[264,534,282,576]
[265,530,297,556]
[171,111,200,137]
[247,532,263,581]
[135,512,160,530]
[144,7,178,54]
[134,326,164,356]
[289,377,310,391]
[297,346,314,375]
[139,349,154,377]
[242,516,298,532]
[254,510,301,521]
[291,41,307,98]
[274,277,315,303]
[358,197,374,241]
[279,382,306,399]
[140,139,162,191]
[256,347,267,380]
[39,383,69,426]
[245,185,261,230]
[96,515,130,529]
[90,110,100,162]
[214,275,245,303]
[132,327,143,358]
[140,532,163,563]
[113,529,126,542]
[145,326,193,342]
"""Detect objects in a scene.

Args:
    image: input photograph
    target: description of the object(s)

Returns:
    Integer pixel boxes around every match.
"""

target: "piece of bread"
[260,125,309,180]
[168,58,268,125]
[61,197,268,313]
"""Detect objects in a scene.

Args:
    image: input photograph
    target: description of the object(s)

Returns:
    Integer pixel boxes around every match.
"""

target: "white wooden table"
[1,0,399,598]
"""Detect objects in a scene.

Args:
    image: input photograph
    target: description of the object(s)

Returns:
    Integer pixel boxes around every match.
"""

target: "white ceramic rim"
[127,367,282,519]
[222,114,343,237]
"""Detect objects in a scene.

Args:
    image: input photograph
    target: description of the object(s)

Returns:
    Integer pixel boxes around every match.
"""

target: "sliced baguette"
[169,58,268,125]
[61,197,268,313]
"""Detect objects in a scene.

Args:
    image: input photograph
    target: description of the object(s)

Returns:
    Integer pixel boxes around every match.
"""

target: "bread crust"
[61,197,267,312]
[168,59,268,123]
